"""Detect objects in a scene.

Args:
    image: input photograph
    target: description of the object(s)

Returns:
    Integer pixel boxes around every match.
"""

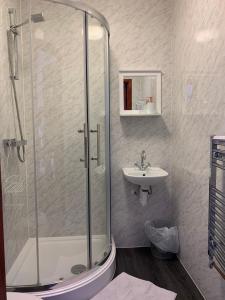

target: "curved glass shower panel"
[3,0,111,291]
[30,0,87,284]
[87,15,110,267]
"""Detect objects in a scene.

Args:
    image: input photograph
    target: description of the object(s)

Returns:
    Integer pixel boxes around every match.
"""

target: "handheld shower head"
[31,12,45,23]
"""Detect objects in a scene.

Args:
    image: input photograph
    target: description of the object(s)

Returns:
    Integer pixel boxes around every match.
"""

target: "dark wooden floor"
[114,248,204,300]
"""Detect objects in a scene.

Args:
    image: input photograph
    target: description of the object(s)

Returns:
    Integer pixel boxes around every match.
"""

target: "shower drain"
[71,264,87,275]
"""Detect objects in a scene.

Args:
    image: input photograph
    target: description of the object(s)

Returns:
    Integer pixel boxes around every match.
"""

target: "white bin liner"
[145,220,179,253]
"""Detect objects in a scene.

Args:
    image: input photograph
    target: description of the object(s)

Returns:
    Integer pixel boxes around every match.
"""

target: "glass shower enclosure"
[1,0,111,290]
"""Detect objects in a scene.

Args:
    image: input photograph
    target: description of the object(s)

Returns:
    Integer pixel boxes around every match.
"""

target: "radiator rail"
[209,136,225,278]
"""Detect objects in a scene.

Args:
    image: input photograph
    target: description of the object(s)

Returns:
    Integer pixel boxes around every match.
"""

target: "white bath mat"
[91,272,177,300]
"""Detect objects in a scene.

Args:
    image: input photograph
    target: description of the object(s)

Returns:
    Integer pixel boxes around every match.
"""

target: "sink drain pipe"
[139,186,152,206]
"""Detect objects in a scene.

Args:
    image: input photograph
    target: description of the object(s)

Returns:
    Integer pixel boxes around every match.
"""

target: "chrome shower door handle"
[96,123,101,166]
[78,124,88,168]
[90,124,101,166]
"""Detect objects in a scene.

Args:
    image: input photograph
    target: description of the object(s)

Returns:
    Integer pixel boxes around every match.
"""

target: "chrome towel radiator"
[209,136,225,279]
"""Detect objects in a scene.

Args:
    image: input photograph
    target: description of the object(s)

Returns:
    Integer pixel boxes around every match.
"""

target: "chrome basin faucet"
[135,150,151,171]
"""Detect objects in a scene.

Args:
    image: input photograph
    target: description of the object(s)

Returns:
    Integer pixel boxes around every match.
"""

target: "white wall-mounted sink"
[122,167,168,188]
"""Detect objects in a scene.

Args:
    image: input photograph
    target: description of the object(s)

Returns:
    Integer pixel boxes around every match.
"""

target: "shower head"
[31,12,45,23]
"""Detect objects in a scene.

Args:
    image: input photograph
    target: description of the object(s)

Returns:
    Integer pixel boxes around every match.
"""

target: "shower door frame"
[43,0,110,33]
[83,10,112,269]
[83,11,92,269]
[57,0,111,271]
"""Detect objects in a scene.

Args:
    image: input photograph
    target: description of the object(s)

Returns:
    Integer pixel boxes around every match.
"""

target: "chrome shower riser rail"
[8,8,19,80]
[7,9,27,163]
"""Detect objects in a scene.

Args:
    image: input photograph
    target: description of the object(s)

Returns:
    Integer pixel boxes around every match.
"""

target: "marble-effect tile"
[172,1,225,299]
